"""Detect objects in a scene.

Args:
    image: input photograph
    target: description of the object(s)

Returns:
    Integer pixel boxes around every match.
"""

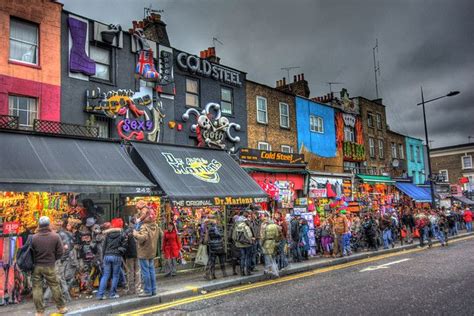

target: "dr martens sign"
[176,52,242,87]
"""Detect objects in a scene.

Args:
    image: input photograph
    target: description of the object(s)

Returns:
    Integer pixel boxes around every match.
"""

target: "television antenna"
[144,5,164,19]
[326,82,344,94]
[469,136,473,143]
[373,38,381,99]
[212,37,224,47]
[281,66,300,84]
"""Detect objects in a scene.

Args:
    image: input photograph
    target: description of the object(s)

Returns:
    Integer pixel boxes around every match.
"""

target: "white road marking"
[359,258,411,272]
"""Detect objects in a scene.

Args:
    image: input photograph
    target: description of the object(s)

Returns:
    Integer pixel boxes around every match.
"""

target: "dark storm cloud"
[63,0,474,147]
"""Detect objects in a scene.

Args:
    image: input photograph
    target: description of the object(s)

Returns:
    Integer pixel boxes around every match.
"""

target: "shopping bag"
[194,244,208,266]
[401,229,407,239]
[413,228,420,238]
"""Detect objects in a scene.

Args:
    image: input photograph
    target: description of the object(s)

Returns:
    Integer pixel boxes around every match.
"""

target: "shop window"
[439,169,449,182]
[9,18,38,65]
[344,126,355,142]
[310,115,323,133]
[367,112,374,127]
[186,78,199,107]
[256,96,268,124]
[8,95,38,128]
[344,161,358,173]
[369,138,375,158]
[391,142,397,158]
[279,102,289,128]
[281,145,293,153]
[410,144,414,161]
[376,113,382,129]
[90,45,111,81]
[258,142,271,151]
[95,116,110,138]
[399,144,405,159]
[378,139,384,159]
[462,155,472,169]
[220,87,233,115]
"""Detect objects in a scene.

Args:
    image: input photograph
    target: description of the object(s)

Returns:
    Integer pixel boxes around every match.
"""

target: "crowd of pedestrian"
[22,201,473,315]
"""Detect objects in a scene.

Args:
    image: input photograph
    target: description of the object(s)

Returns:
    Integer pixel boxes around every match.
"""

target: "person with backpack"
[203,216,227,280]
[31,216,68,316]
[380,214,394,249]
[232,216,254,276]
[96,218,127,300]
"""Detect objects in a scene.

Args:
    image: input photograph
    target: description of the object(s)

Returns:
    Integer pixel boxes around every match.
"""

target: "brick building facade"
[386,129,407,178]
[431,143,474,192]
[357,97,390,174]
[246,80,297,153]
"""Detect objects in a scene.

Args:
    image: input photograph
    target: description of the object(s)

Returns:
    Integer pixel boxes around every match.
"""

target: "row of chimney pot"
[200,47,217,59]
[276,73,306,87]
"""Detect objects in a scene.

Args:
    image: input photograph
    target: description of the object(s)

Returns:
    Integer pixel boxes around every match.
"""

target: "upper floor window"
[399,144,405,159]
[186,78,199,107]
[367,112,374,127]
[310,115,324,133]
[462,155,473,169]
[220,87,233,115]
[369,138,375,158]
[90,45,111,81]
[416,146,421,162]
[258,142,271,151]
[344,126,355,142]
[378,139,384,159]
[9,18,38,65]
[9,95,38,128]
[281,145,293,153]
[279,102,289,128]
[376,113,382,129]
[439,169,449,183]
[391,142,397,158]
[410,144,415,161]
[256,96,268,124]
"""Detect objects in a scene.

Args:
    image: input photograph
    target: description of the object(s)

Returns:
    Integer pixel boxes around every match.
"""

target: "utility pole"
[373,39,381,99]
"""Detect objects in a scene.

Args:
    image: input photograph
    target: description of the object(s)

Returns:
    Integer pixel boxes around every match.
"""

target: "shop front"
[237,148,307,215]
[355,174,395,213]
[130,143,268,263]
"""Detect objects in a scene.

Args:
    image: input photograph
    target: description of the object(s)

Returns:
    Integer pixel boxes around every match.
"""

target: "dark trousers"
[239,247,252,274]
[206,252,226,277]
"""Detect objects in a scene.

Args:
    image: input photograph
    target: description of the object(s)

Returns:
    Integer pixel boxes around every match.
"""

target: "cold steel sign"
[238,148,305,166]
[176,52,242,87]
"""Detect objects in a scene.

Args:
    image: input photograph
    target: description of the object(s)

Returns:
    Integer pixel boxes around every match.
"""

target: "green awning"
[243,167,308,174]
[356,174,395,184]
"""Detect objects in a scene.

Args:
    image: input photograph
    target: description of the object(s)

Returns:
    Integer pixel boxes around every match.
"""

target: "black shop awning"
[0,132,155,193]
[130,142,268,206]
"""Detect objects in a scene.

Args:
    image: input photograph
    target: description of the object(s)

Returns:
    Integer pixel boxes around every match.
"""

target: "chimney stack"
[293,75,297,82]
[302,73,305,80]
[283,77,286,85]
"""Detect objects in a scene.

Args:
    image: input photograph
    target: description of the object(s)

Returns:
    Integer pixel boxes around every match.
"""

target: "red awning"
[250,172,305,191]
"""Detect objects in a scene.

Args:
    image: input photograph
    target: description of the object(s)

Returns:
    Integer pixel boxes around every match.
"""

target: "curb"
[68,232,473,315]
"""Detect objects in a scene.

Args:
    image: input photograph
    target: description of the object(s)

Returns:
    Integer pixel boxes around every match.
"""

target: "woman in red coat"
[162,223,181,277]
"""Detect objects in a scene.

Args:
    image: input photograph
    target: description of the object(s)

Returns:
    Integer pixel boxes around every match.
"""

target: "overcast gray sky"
[63,0,474,148]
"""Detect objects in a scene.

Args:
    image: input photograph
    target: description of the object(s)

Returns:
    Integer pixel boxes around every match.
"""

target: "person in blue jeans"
[133,207,159,297]
[380,214,394,249]
[97,218,126,300]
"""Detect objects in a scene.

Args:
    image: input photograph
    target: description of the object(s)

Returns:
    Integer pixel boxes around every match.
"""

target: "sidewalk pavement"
[3,232,471,316]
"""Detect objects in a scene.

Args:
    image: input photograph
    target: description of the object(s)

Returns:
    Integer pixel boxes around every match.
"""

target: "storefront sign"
[3,221,20,235]
[450,184,463,197]
[176,52,242,87]
[309,176,350,199]
[172,196,267,207]
[309,188,327,198]
[239,148,305,166]
[162,152,222,184]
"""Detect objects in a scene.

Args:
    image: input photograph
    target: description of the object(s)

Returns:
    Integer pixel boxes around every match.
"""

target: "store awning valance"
[131,142,268,206]
[356,174,395,184]
[395,182,432,202]
[0,132,155,193]
[453,195,474,205]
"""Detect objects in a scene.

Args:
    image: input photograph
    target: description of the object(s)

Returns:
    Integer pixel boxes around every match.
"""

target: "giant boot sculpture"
[68,17,96,76]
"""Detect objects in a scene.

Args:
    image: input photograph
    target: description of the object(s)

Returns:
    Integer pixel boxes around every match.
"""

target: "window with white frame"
[185,78,199,107]
[9,95,38,128]
[281,145,293,153]
[310,115,324,133]
[9,18,38,65]
[439,169,449,182]
[462,155,473,169]
[220,87,233,115]
[399,144,405,159]
[279,102,289,128]
[378,139,384,158]
[90,45,111,81]
[344,126,355,142]
[391,142,397,158]
[369,138,375,158]
[376,113,382,129]
[258,142,271,151]
[256,96,268,124]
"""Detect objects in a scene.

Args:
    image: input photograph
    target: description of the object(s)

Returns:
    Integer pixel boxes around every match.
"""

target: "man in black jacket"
[96,218,126,300]
[124,221,141,295]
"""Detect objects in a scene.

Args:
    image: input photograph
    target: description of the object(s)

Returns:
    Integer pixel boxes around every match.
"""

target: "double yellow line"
[120,235,474,316]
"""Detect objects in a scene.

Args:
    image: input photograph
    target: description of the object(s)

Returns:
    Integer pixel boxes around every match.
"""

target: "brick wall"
[431,150,474,184]
[386,130,407,177]
[246,80,297,152]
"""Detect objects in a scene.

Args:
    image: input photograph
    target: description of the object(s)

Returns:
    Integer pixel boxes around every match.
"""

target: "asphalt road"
[121,236,474,316]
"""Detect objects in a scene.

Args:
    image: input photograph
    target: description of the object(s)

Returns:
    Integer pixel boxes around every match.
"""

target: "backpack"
[16,236,34,272]
[236,225,252,245]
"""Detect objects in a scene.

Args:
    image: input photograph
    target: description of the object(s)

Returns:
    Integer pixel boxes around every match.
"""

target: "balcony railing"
[0,115,19,130]
[33,119,99,138]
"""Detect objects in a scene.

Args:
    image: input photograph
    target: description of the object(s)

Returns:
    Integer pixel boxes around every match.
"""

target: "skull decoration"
[182,102,241,149]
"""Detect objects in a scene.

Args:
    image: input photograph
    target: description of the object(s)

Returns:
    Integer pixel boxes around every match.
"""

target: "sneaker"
[58,307,69,314]
[109,294,120,299]
[97,296,106,300]
[138,292,152,297]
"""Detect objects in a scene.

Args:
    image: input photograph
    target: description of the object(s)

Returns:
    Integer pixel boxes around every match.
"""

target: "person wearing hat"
[31,216,68,316]
[463,207,472,232]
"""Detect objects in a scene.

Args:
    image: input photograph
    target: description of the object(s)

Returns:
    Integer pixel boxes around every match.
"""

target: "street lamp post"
[417,88,460,208]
